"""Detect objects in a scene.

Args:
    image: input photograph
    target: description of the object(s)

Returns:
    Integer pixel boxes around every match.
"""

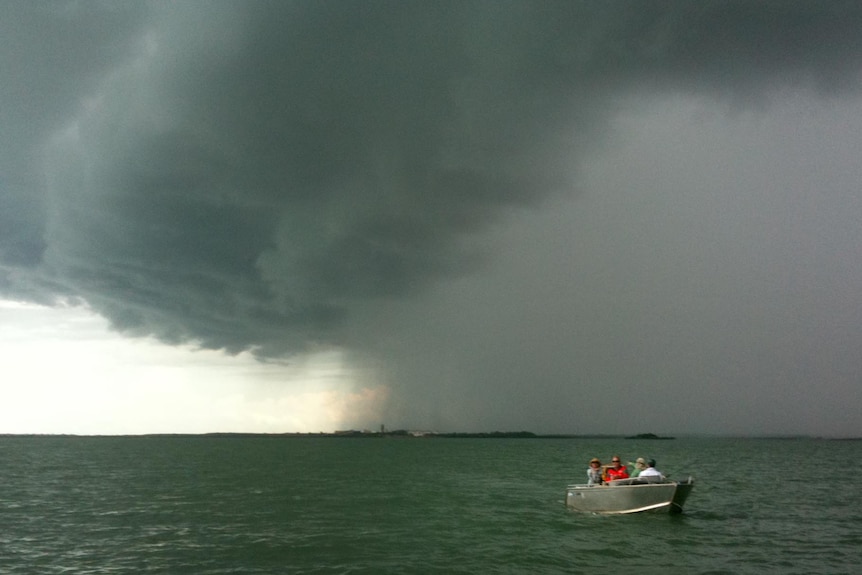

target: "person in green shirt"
[628,457,647,477]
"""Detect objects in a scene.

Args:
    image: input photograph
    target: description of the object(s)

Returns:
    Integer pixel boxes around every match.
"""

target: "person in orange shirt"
[605,455,629,482]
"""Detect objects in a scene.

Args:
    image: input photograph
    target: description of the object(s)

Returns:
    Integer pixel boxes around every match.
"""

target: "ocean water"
[1,436,860,574]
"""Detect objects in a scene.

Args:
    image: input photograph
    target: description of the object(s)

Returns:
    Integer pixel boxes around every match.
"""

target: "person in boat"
[587,458,603,485]
[638,459,663,478]
[628,457,647,477]
[605,455,629,481]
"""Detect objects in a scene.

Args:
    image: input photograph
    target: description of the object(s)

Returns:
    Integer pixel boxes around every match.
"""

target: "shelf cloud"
[3,1,862,435]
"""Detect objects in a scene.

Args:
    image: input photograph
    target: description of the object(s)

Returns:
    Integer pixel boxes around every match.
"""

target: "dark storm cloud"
[3,0,862,362]
[1,1,148,269]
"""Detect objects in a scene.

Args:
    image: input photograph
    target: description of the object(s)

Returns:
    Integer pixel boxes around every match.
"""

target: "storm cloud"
[3,1,862,434]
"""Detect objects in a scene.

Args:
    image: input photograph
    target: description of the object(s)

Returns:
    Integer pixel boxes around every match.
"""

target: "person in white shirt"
[638,459,663,478]
[587,458,604,485]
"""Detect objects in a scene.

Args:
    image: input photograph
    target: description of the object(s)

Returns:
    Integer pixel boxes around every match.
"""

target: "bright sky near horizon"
[2,2,862,437]
[0,299,387,434]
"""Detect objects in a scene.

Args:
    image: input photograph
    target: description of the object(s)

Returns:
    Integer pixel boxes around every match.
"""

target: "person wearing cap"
[639,459,663,478]
[605,455,629,481]
[587,458,603,485]
[628,457,647,478]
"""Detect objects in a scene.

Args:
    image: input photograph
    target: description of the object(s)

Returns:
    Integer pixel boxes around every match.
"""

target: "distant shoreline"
[1,431,858,440]
[0,431,610,439]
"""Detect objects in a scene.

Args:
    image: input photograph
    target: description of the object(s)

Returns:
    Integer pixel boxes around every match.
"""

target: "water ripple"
[1,436,861,574]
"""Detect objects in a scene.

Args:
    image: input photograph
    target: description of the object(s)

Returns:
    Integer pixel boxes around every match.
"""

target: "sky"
[2,1,862,437]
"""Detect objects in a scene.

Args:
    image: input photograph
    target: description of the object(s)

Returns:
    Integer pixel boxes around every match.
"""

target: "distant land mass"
[624,433,676,440]
[6,431,857,439]
[204,430,621,439]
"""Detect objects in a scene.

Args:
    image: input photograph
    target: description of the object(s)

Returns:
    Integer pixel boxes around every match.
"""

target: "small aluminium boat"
[566,476,694,514]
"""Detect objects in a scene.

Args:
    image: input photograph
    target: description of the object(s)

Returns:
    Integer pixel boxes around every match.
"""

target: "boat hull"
[566,477,694,514]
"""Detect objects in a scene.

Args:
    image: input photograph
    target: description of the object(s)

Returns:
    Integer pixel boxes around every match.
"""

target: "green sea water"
[1,435,860,574]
